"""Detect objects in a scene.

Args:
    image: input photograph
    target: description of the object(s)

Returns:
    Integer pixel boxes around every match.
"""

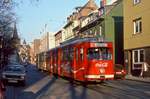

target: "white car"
[2,65,26,86]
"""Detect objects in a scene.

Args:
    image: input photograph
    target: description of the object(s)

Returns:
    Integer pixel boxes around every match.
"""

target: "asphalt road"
[5,64,150,99]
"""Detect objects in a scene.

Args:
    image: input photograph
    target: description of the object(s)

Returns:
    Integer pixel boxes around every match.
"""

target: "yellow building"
[124,0,150,77]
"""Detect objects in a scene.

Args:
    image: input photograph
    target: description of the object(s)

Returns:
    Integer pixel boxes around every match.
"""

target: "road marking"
[24,76,50,94]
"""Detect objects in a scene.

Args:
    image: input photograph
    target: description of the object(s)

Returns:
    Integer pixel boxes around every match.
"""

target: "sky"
[15,0,105,42]
[14,0,101,43]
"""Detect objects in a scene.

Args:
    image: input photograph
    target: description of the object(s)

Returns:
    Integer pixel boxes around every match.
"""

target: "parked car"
[2,65,26,86]
[0,80,5,99]
[114,64,126,79]
[22,62,29,67]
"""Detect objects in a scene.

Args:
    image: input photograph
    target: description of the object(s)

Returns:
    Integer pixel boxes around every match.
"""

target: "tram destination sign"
[95,43,108,47]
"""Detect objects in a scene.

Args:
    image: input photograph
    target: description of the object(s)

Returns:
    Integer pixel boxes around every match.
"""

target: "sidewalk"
[125,75,150,83]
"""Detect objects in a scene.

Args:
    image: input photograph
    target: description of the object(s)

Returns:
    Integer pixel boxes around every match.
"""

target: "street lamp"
[0,32,4,68]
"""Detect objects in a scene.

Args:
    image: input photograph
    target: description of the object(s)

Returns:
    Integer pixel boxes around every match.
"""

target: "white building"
[63,20,79,41]
[39,32,55,53]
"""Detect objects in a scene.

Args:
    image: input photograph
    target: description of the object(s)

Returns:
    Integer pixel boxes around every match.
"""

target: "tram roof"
[60,37,110,47]
[46,37,111,52]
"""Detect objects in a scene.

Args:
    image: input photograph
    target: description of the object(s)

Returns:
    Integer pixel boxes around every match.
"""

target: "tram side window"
[62,48,69,61]
[60,51,63,61]
[55,51,58,66]
[52,52,54,63]
[76,49,78,61]
[80,48,84,61]
[62,49,66,61]
[69,48,74,61]
[55,51,58,62]
[87,48,112,60]
[62,47,74,61]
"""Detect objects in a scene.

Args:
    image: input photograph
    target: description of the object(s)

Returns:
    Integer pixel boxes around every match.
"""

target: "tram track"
[105,80,150,94]
[100,82,150,98]
[84,84,122,98]
[66,80,150,99]
[110,80,150,89]
[65,81,128,98]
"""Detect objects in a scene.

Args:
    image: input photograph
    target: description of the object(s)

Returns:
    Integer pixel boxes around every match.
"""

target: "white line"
[24,76,50,94]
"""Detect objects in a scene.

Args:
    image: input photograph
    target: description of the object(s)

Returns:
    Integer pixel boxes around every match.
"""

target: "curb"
[125,76,150,83]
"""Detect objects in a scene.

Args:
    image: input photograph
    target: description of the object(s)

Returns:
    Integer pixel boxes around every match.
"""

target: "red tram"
[37,38,114,82]
[36,38,114,82]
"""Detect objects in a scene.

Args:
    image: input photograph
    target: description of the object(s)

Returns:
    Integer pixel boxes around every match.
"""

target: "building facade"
[63,0,98,41]
[104,0,124,65]
[39,32,55,52]
[79,10,104,38]
[124,0,150,77]
[79,0,124,65]
[64,20,79,41]
[31,39,41,64]
[55,30,62,47]
[29,42,35,64]
[33,39,40,55]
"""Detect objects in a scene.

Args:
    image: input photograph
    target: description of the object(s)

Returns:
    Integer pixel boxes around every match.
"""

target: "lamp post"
[0,32,4,68]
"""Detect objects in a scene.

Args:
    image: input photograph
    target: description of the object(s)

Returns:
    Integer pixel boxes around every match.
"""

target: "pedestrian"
[140,62,148,78]
[143,62,148,72]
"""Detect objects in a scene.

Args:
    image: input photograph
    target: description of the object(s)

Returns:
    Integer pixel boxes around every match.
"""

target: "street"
[0,0,150,99]
[4,64,150,99]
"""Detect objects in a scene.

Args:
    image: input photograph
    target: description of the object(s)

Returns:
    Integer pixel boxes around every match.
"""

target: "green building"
[79,0,124,65]
[104,0,124,65]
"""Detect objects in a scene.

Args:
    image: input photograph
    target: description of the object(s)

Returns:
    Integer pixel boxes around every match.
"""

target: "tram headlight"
[100,68,105,73]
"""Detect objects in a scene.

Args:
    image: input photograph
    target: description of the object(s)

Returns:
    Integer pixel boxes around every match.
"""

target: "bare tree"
[0,0,16,32]
[0,0,16,65]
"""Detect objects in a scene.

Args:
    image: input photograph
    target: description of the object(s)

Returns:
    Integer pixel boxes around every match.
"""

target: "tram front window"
[87,48,112,60]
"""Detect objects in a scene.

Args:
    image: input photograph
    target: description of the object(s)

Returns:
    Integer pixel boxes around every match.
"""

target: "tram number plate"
[100,75,105,78]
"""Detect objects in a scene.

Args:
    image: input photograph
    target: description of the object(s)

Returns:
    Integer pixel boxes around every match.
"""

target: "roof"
[78,0,98,18]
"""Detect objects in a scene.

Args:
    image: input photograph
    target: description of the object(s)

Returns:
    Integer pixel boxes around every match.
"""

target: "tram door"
[77,47,85,80]
[74,48,78,79]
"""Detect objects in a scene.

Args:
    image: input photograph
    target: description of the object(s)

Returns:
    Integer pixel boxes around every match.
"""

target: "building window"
[133,18,142,34]
[89,30,92,35]
[132,49,145,69]
[133,0,141,5]
[95,29,97,36]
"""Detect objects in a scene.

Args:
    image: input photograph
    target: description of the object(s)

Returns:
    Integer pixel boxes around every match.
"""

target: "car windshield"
[4,66,25,72]
[87,48,112,60]
[114,64,124,70]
